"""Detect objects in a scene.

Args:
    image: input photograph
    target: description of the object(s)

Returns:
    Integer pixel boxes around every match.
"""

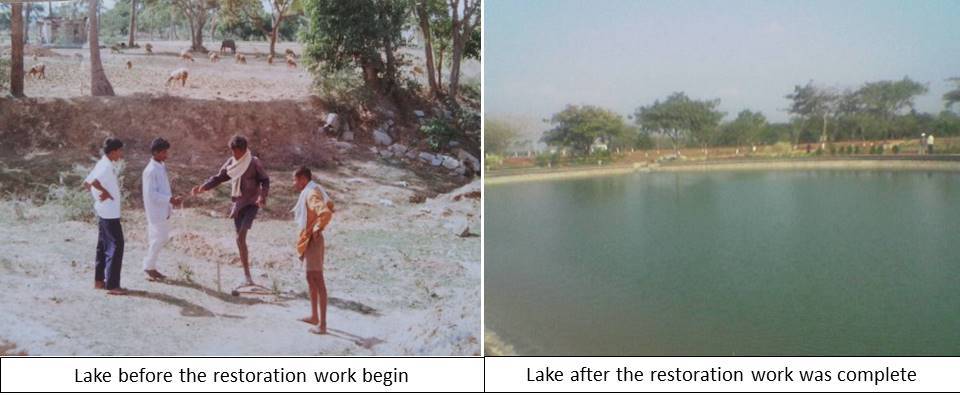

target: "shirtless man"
[191,135,270,286]
[292,166,334,334]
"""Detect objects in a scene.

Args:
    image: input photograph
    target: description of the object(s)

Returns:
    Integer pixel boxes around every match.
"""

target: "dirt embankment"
[0,95,467,216]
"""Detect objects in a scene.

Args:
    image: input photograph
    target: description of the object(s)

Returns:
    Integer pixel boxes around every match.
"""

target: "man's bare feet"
[309,326,327,335]
[299,317,320,325]
[145,270,166,280]
[94,281,105,289]
[106,288,128,296]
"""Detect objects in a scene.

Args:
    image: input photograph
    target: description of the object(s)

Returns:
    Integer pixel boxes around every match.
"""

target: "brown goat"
[166,68,189,87]
[180,50,195,62]
[126,60,133,69]
[28,64,46,79]
[209,52,221,63]
[235,53,247,64]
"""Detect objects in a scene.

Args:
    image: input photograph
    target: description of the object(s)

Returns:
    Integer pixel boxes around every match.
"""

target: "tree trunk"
[384,37,397,92]
[209,12,217,42]
[269,26,278,57]
[127,0,138,47]
[190,21,206,52]
[448,22,464,98]
[415,1,440,99]
[10,2,25,98]
[436,51,443,87]
[88,0,115,96]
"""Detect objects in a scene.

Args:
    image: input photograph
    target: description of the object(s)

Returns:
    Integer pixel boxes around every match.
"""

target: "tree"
[633,92,724,155]
[414,0,442,99]
[786,81,839,144]
[541,105,629,155]
[88,0,115,96]
[944,77,960,111]
[446,0,479,99]
[220,0,300,57]
[719,110,767,147]
[169,0,218,52]
[301,0,407,93]
[484,118,519,155]
[128,0,140,46]
[10,1,24,98]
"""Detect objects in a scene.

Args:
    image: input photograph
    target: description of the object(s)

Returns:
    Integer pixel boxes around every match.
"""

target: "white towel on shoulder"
[292,180,330,232]
[225,150,252,198]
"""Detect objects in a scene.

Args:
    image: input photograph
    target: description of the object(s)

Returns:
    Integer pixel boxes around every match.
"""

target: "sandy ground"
[17,41,312,100]
[0,159,481,356]
[13,40,481,101]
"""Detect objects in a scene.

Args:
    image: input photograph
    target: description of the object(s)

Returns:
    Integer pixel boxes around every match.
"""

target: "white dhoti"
[143,220,171,271]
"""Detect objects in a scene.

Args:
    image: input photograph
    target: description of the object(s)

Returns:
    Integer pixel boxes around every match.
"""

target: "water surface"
[485,170,960,355]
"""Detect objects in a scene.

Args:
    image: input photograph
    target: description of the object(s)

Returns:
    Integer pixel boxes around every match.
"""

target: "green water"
[485,170,960,356]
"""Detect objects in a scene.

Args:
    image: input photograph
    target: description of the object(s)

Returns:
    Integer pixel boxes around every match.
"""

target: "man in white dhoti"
[141,138,183,280]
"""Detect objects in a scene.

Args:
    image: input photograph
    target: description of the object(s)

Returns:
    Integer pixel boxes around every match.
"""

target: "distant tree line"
[485,77,960,157]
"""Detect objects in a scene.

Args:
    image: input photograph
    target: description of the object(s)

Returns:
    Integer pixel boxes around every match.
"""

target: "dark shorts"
[233,204,259,232]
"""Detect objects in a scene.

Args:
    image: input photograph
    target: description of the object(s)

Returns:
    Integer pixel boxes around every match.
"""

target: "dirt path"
[0,160,480,355]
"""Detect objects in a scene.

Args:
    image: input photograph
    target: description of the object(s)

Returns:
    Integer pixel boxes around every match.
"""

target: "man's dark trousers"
[95,217,124,289]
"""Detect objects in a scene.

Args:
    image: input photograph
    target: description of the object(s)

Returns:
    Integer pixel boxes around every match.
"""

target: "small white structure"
[589,137,609,154]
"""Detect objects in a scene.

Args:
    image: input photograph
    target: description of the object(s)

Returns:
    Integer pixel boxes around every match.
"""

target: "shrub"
[854,145,861,154]
[420,116,458,152]
[44,164,96,222]
[484,154,503,170]
[311,68,372,108]
[892,145,900,154]
[828,145,837,155]
[815,147,824,156]
[0,58,8,90]
[877,145,885,155]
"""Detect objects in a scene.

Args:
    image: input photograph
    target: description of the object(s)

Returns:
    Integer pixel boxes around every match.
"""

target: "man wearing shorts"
[191,135,270,286]
[292,166,334,334]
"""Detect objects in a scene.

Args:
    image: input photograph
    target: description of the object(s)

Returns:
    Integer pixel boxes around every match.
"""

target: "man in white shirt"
[83,138,127,295]
[141,138,183,280]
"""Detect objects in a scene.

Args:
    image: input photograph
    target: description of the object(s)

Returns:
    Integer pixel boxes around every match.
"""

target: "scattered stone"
[414,110,425,118]
[406,149,419,160]
[379,149,394,158]
[441,155,460,169]
[388,143,408,156]
[379,198,395,207]
[430,156,443,167]
[341,129,354,142]
[456,149,480,173]
[373,128,392,146]
[419,152,436,163]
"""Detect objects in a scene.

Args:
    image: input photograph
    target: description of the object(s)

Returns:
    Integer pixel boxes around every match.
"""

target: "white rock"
[430,156,443,166]
[379,149,394,158]
[378,198,395,207]
[373,128,392,146]
[441,155,460,169]
[389,143,408,155]
[414,110,425,118]
[419,152,436,163]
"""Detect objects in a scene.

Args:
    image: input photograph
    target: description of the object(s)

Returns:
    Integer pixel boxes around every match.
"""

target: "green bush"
[892,145,900,154]
[0,58,8,90]
[828,145,837,155]
[815,147,824,156]
[311,68,372,108]
[420,116,458,152]
[484,154,503,170]
[854,145,861,154]
[877,145,884,155]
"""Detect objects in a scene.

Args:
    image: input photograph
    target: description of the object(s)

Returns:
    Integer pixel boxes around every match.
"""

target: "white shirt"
[142,158,173,224]
[84,155,122,219]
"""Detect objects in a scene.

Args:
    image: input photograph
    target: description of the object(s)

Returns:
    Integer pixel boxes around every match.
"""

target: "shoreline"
[485,157,960,185]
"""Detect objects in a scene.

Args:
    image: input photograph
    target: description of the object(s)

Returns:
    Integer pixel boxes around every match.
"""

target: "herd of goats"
[23,39,298,88]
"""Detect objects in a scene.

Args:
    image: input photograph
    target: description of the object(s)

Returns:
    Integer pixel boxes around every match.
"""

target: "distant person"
[191,135,270,287]
[292,166,335,335]
[927,133,935,155]
[141,138,183,281]
[82,138,127,295]
[920,133,927,155]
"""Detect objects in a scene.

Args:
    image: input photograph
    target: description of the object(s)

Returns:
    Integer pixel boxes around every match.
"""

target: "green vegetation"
[541,105,631,155]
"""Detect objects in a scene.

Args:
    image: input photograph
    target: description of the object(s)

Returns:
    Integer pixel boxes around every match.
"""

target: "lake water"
[485,170,960,356]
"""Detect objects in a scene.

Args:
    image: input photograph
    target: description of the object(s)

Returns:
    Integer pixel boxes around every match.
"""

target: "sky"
[485,0,960,137]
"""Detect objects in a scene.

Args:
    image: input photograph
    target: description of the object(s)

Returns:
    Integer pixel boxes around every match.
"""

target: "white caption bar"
[485,356,959,393]
[0,357,484,393]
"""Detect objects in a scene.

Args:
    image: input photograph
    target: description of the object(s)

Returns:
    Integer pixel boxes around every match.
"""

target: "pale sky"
[485,0,960,134]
